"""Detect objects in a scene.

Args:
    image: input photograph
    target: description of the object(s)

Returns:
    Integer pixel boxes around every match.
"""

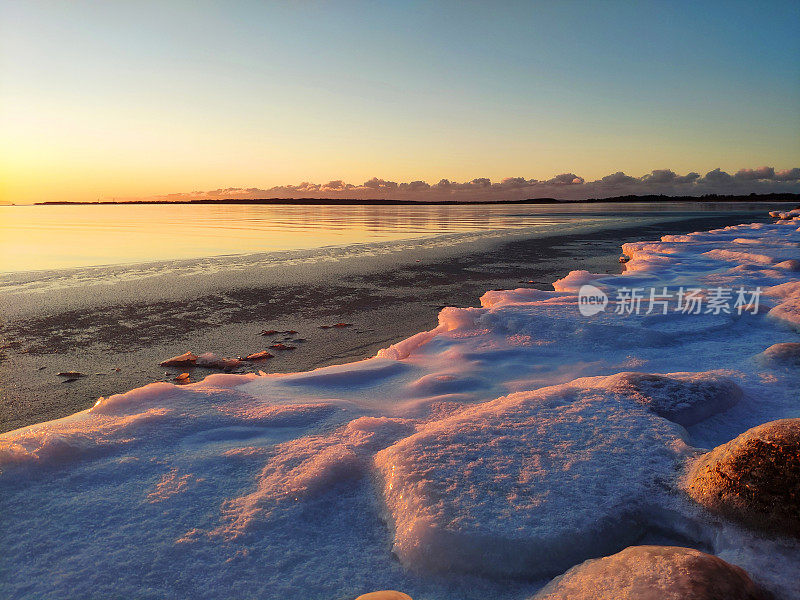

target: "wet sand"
[0,212,773,433]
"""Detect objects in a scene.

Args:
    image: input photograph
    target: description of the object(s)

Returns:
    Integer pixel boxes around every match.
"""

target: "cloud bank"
[153,167,800,202]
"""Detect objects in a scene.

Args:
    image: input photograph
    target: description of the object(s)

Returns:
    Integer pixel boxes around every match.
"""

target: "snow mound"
[552,270,605,292]
[533,545,768,600]
[684,419,800,537]
[756,342,800,367]
[212,416,415,540]
[374,381,690,578]
[594,371,743,427]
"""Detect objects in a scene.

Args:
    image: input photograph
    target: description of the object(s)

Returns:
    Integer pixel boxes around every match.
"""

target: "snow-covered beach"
[2,210,800,599]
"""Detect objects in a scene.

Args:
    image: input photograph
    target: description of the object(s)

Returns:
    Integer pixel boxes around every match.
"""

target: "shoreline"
[0,210,777,433]
[22,192,800,206]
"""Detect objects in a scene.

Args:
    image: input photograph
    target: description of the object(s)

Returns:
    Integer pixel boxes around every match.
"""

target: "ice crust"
[2,214,800,599]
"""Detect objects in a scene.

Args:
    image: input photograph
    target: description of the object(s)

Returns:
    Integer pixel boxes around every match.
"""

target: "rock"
[195,353,241,370]
[684,418,800,537]
[268,343,295,351]
[283,330,298,334]
[757,342,800,367]
[533,545,768,600]
[260,329,279,336]
[619,255,630,263]
[243,351,274,361]
[355,592,412,600]
[332,322,352,328]
[57,371,85,378]
[173,373,190,383]
[159,352,197,367]
[61,378,79,383]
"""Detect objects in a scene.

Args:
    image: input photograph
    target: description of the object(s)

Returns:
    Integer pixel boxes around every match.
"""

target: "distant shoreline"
[28,192,800,206]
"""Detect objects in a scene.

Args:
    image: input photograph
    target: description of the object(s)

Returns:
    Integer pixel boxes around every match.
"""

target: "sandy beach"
[0,209,777,432]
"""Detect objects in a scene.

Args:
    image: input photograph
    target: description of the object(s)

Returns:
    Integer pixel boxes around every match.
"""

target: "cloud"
[151,165,800,203]
[675,172,701,184]
[363,177,398,190]
[547,173,584,185]
[735,166,775,180]
[776,168,800,181]
[599,171,639,186]
[700,168,734,184]
[399,180,431,191]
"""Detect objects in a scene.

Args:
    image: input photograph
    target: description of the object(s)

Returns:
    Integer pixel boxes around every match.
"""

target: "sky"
[1,0,799,203]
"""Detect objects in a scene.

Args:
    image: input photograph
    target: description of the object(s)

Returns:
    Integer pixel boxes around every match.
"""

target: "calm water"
[0,202,788,273]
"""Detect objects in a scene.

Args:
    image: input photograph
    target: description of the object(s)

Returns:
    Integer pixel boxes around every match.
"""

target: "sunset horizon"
[2,2,799,204]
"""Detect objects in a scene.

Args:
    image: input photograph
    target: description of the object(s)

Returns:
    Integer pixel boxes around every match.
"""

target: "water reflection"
[0,201,784,272]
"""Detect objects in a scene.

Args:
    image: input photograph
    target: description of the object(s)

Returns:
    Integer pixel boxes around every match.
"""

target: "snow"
[2,210,800,599]
[374,382,691,579]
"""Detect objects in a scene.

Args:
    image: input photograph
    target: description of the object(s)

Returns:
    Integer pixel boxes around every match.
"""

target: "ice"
[2,212,800,599]
[594,371,743,427]
[374,381,691,579]
[196,352,242,370]
[757,342,800,367]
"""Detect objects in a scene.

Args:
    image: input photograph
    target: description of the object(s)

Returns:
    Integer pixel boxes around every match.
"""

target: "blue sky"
[1,1,799,201]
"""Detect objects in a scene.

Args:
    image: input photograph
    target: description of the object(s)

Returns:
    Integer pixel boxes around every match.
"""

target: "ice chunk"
[533,545,768,600]
[552,270,605,292]
[195,352,242,370]
[0,407,171,469]
[596,371,742,427]
[374,381,690,578]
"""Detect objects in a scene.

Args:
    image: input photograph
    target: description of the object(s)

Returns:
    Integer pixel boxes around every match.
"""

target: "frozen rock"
[684,419,800,537]
[533,545,768,600]
[195,353,242,370]
[374,381,689,578]
[756,342,800,367]
[159,351,197,367]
